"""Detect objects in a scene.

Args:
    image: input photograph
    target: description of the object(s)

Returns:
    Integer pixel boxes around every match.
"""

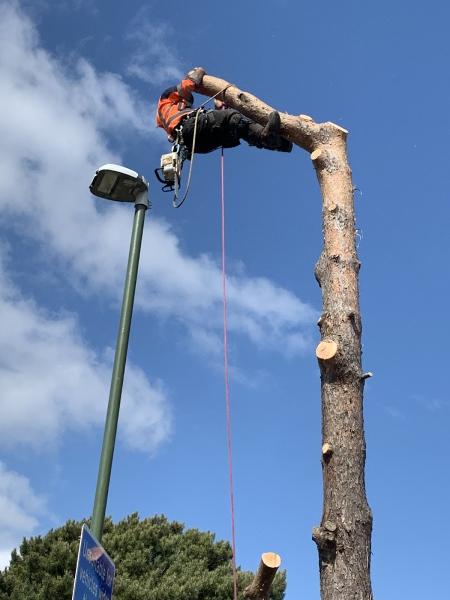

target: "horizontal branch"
[198,74,347,153]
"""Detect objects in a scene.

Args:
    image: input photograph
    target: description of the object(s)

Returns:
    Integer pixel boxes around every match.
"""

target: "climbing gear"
[154,108,201,208]
[157,104,194,136]
[155,85,233,207]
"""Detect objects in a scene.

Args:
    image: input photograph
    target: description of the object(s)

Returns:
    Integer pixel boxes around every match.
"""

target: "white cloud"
[0,251,172,453]
[0,1,316,363]
[0,462,47,569]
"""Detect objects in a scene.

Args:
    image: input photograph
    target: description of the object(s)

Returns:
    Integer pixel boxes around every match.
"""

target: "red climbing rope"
[220,148,238,600]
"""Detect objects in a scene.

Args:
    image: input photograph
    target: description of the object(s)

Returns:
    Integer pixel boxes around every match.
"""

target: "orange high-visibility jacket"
[156,78,196,137]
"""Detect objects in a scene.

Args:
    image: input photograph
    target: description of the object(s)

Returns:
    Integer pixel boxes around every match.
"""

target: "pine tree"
[0,514,286,600]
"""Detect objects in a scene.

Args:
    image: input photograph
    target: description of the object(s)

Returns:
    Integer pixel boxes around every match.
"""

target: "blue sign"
[72,525,115,600]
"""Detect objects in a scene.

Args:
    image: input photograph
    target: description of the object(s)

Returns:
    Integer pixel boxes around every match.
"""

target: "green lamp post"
[89,164,150,542]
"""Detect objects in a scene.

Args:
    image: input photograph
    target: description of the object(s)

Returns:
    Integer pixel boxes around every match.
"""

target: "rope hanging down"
[220,148,238,600]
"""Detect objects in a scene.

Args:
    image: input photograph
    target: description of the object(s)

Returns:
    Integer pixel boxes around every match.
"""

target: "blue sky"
[0,1,449,598]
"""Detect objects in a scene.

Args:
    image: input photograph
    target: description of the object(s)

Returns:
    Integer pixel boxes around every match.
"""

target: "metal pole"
[91,192,149,541]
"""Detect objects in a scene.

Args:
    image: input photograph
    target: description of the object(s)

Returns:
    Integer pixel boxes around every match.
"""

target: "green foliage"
[0,514,286,600]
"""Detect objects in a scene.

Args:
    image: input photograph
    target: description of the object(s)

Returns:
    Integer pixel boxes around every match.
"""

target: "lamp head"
[90,164,148,203]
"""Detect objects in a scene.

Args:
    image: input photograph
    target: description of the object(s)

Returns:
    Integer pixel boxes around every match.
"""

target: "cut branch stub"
[312,526,336,549]
[316,340,338,361]
[310,148,341,173]
[244,552,282,600]
[361,371,373,380]
[322,443,333,458]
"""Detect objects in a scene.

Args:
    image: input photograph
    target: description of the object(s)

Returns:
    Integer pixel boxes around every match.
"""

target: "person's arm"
[177,67,206,103]
[176,79,195,105]
[185,67,206,88]
[156,68,206,131]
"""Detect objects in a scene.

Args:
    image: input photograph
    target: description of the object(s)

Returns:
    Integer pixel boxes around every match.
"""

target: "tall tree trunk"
[198,74,373,600]
[311,143,373,600]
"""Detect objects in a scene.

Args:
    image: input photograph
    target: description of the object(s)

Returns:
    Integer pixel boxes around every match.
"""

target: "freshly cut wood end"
[261,552,281,569]
[311,149,322,161]
[322,443,333,456]
[316,340,338,361]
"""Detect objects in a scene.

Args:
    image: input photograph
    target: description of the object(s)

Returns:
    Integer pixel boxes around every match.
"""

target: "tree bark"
[198,74,373,600]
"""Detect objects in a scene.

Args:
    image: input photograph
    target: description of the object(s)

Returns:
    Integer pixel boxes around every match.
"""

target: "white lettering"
[79,567,98,597]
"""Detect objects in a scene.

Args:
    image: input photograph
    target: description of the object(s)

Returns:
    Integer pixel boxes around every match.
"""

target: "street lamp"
[90,164,148,203]
[89,164,150,542]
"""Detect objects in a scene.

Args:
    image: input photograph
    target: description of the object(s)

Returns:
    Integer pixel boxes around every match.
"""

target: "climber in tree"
[156,67,292,154]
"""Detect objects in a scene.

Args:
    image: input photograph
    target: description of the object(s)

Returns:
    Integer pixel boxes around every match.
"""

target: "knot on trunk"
[312,522,337,549]
[312,523,337,565]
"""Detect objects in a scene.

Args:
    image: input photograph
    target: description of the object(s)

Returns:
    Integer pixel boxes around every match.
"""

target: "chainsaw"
[154,141,189,193]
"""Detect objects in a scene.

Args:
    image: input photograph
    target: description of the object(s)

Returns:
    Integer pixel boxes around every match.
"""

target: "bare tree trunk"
[198,75,374,600]
[311,144,373,600]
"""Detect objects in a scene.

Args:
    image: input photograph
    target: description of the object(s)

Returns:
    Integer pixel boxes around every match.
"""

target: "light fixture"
[90,164,148,203]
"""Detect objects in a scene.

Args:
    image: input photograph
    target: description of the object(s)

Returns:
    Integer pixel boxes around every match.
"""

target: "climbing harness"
[154,85,232,208]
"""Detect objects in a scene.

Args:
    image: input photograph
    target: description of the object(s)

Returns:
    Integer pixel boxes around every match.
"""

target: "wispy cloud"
[411,393,449,413]
[125,10,184,86]
[0,462,47,569]
[383,405,407,421]
[379,391,449,422]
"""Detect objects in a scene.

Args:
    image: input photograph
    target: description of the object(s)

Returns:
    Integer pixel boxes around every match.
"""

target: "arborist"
[156,67,292,154]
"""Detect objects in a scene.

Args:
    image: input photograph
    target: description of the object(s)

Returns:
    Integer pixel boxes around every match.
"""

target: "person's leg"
[181,109,292,153]
[213,109,293,152]
[180,112,220,154]
[241,111,292,152]
[182,109,243,153]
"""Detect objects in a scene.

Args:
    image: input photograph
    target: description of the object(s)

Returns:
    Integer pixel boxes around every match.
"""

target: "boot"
[246,112,292,153]
[261,111,281,144]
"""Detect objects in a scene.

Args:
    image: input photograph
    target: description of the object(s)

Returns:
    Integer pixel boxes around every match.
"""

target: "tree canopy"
[0,514,286,600]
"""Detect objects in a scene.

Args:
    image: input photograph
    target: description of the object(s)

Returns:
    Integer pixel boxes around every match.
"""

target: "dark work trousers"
[179,109,251,154]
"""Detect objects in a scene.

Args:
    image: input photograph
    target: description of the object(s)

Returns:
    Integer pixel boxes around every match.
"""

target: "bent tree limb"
[199,75,373,600]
